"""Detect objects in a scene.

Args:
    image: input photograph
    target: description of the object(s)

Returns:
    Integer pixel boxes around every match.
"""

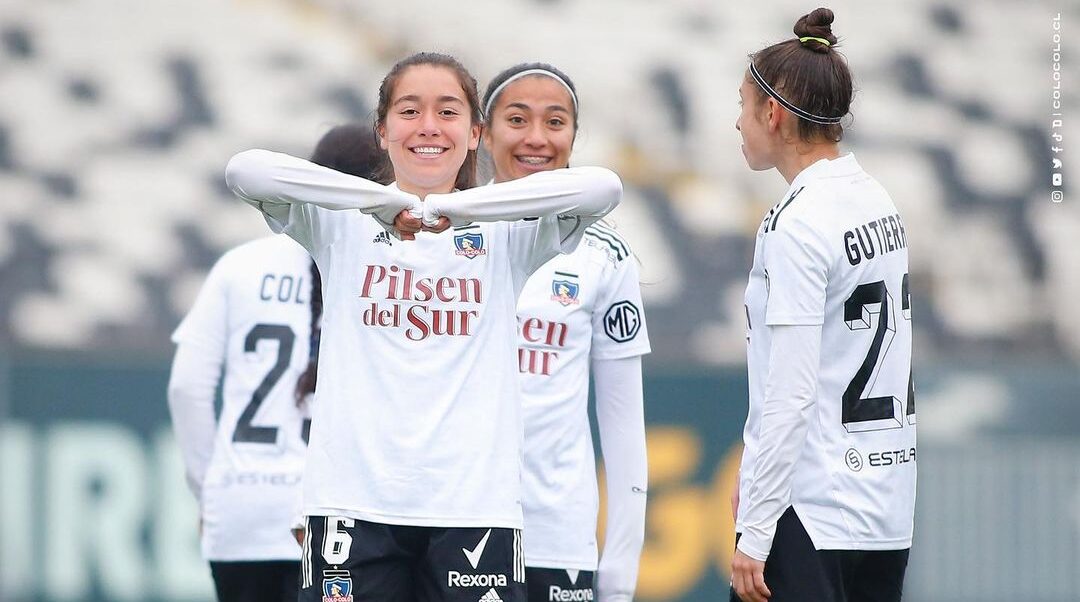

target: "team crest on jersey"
[551,272,581,306]
[454,232,486,259]
[322,570,353,602]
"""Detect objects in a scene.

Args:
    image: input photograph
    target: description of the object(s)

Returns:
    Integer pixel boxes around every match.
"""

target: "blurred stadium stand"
[0,0,1077,365]
[1,1,1079,601]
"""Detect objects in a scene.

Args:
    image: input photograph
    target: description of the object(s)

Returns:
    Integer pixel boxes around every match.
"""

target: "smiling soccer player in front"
[224,52,621,602]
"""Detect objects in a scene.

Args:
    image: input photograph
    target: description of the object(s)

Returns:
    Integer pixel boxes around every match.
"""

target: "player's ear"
[377,123,389,150]
[765,97,783,133]
[469,123,482,151]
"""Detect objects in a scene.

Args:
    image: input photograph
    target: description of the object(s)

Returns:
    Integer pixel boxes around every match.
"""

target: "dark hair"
[482,62,579,134]
[295,124,382,405]
[374,52,481,190]
[749,7,852,143]
[310,123,386,183]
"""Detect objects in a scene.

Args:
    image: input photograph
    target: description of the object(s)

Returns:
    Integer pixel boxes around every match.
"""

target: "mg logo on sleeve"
[603,301,640,343]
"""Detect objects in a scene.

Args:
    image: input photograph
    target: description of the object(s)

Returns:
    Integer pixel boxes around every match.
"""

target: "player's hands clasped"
[393,208,450,240]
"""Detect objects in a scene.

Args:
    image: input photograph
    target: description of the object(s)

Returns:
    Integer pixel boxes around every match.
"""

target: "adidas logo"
[478,588,502,602]
[373,231,392,245]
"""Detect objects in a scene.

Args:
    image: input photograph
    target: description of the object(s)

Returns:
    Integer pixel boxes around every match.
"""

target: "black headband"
[748,62,844,125]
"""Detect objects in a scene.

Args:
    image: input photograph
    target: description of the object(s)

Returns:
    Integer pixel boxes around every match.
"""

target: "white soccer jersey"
[738,153,916,551]
[516,223,651,570]
[225,150,620,530]
[172,234,314,560]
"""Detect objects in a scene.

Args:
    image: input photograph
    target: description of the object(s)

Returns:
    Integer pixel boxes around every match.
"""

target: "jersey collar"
[789,152,861,191]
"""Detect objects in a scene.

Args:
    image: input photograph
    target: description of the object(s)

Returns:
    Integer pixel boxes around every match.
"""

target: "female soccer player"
[167,124,381,602]
[730,8,915,602]
[223,52,621,602]
[481,63,649,602]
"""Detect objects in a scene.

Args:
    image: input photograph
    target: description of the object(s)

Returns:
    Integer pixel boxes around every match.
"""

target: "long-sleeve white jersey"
[737,153,916,559]
[224,150,621,529]
[515,224,650,590]
[168,234,314,561]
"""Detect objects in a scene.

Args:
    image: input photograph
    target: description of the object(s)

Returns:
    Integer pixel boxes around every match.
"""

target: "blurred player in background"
[482,63,650,602]
[730,8,916,602]
[294,124,385,407]
[224,52,622,602]
[166,124,381,602]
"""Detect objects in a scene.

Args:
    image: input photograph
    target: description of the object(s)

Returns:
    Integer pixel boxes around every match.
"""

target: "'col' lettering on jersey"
[172,235,313,560]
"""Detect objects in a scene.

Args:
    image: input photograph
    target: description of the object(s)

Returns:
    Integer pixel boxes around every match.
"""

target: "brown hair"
[295,124,382,405]
[749,7,853,143]
[374,52,482,190]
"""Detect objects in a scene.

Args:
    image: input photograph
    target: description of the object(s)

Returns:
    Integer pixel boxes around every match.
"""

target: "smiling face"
[377,64,481,196]
[736,76,778,171]
[483,75,576,183]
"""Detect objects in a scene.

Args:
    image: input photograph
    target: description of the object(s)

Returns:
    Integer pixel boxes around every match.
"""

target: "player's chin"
[741,150,770,172]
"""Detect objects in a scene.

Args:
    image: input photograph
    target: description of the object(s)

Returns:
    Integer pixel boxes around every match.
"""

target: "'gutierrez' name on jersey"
[843,213,908,266]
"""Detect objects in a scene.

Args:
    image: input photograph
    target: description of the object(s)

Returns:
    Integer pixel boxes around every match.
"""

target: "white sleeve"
[224,149,421,248]
[593,356,648,602]
[167,258,230,502]
[735,323,821,561]
[591,252,651,360]
[421,166,621,228]
[762,209,829,326]
[167,343,222,503]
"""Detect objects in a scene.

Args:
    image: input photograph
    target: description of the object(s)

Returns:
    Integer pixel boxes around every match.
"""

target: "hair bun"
[794,7,838,52]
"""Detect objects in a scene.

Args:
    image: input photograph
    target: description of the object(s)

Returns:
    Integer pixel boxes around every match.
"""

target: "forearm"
[423,166,621,226]
[736,324,821,561]
[166,344,222,501]
[593,356,648,602]
[225,149,418,227]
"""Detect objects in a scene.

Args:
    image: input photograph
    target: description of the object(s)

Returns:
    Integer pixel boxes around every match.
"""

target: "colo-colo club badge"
[551,271,581,306]
[322,570,354,602]
[453,231,486,259]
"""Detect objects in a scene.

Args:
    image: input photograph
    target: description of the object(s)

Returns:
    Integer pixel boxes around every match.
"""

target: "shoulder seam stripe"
[769,186,805,232]
[586,224,630,253]
[585,227,630,256]
[584,232,627,261]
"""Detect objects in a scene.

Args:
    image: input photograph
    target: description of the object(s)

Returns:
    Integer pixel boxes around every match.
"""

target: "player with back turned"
[167,124,382,602]
[730,8,916,602]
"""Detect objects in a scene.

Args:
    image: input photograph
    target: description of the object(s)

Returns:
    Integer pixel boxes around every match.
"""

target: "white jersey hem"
[803,537,913,551]
[304,506,523,530]
[522,556,598,571]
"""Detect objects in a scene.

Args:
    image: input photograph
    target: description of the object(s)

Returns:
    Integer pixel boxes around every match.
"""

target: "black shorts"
[209,560,299,602]
[524,567,594,602]
[730,507,909,602]
[300,516,526,602]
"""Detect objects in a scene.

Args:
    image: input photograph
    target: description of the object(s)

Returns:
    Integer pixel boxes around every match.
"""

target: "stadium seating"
[0,0,1075,365]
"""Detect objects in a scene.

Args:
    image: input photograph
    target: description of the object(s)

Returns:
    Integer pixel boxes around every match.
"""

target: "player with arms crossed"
[730,8,915,602]
[224,52,622,602]
[482,63,650,602]
[167,124,381,602]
